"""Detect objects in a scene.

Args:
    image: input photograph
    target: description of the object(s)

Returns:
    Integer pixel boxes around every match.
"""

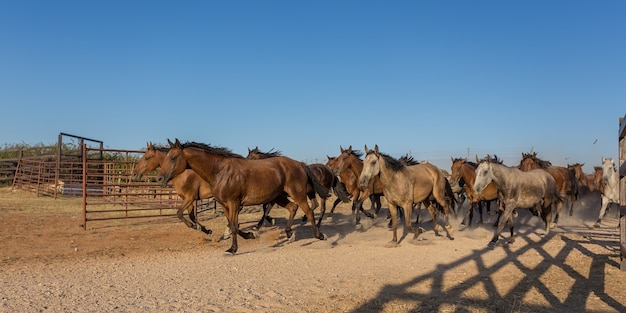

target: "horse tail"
[303,163,331,199]
[332,178,351,203]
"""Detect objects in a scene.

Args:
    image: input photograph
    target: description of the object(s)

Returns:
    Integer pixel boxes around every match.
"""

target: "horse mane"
[181,141,244,158]
[347,149,364,160]
[522,152,551,168]
[379,152,405,172]
[399,154,419,166]
[453,157,478,168]
[251,147,282,158]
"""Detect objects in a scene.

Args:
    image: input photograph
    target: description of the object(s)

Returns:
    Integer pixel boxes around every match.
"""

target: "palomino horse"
[450,157,500,229]
[132,143,213,234]
[157,139,330,255]
[594,157,620,227]
[474,157,561,246]
[358,145,454,246]
[326,146,384,228]
[519,152,577,225]
[246,147,350,228]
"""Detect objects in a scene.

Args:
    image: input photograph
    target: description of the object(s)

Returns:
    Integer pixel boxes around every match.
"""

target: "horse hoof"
[458,224,467,232]
[319,233,327,240]
[416,227,425,234]
[355,223,362,230]
[287,232,296,243]
[487,241,496,248]
[251,230,260,239]
[593,223,600,228]
[385,241,399,248]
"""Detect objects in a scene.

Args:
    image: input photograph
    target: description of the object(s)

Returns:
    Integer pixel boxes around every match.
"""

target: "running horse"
[567,163,599,194]
[518,152,578,225]
[450,157,500,230]
[474,156,561,246]
[132,142,213,234]
[326,146,384,228]
[246,147,350,228]
[358,145,454,246]
[157,139,330,255]
[594,157,620,227]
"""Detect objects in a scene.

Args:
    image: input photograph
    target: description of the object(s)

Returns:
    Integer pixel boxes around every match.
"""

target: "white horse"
[593,157,620,227]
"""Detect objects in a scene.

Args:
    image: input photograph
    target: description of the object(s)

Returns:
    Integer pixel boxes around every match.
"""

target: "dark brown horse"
[519,152,578,225]
[567,163,599,193]
[132,143,213,234]
[450,157,500,229]
[246,147,350,228]
[157,139,330,255]
[326,146,385,228]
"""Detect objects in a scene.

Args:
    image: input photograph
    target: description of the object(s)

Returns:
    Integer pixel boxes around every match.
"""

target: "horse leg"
[459,202,474,231]
[296,198,326,241]
[540,203,553,237]
[353,197,364,229]
[373,195,383,217]
[223,203,240,255]
[329,197,342,217]
[272,196,298,241]
[385,201,402,247]
[188,200,212,235]
[302,194,318,222]
[594,196,610,227]
[489,203,515,247]
[426,204,443,236]
[256,202,274,230]
[506,214,515,245]
[316,198,327,228]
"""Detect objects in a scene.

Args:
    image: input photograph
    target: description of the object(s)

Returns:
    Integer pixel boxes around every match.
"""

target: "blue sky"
[1,1,624,173]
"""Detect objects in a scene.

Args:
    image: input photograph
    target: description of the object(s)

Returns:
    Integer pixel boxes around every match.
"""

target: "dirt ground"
[1,186,625,313]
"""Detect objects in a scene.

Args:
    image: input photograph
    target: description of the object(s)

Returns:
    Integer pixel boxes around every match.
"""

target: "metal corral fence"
[618,114,626,270]
[12,142,217,229]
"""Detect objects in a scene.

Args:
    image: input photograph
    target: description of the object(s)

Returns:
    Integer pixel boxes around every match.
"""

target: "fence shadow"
[347,206,624,312]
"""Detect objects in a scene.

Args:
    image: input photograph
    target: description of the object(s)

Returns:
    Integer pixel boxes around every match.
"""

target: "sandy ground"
[1,187,625,313]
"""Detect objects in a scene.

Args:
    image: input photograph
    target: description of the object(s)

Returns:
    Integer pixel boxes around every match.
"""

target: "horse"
[519,152,578,225]
[358,145,454,246]
[593,157,620,227]
[567,163,599,194]
[326,146,384,228]
[474,157,561,247]
[246,147,350,228]
[132,142,213,234]
[450,157,501,230]
[157,139,330,255]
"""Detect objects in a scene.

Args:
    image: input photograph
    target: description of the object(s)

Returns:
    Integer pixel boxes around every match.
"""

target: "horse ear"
[340,146,344,153]
[347,145,352,153]
[167,138,174,146]
[364,145,369,153]
[451,156,454,163]
[475,155,480,163]
[374,144,379,154]
[174,138,181,148]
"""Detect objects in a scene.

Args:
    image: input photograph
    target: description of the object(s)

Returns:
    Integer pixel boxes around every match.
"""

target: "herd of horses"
[131,140,622,255]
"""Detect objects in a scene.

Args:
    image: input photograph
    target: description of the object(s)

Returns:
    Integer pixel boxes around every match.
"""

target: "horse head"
[358,144,381,190]
[157,138,187,187]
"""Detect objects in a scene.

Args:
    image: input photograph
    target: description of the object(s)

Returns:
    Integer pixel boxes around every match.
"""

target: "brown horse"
[157,139,330,255]
[519,152,578,225]
[246,147,350,228]
[326,146,385,228]
[567,163,598,194]
[325,155,380,219]
[132,143,213,234]
[450,157,500,229]
[358,145,454,246]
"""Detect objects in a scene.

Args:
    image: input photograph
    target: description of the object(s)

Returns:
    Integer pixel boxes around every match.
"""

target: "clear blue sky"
[1,1,624,173]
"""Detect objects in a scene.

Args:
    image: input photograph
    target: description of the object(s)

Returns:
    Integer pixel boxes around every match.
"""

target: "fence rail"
[619,114,626,270]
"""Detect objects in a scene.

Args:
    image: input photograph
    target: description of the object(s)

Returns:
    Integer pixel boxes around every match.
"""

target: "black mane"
[182,141,244,158]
